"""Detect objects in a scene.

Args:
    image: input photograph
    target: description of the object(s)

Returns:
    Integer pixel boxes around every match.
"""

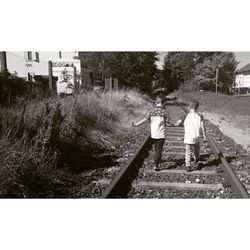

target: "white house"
[0,51,81,94]
[0,51,27,78]
[0,51,78,78]
[234,63,250,93]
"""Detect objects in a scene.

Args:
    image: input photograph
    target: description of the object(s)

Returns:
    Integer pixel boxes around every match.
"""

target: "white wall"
[235,74,250,88]
[6,52,28,78]
[27,51,78,76]
[5,51,78,79]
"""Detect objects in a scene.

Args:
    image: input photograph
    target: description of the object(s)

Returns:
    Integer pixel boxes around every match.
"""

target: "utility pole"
[48,60,53,93]
[215,68,219,93]
[0,52,7,72]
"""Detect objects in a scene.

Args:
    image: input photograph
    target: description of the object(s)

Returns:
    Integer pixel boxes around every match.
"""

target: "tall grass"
[0,89,151,197]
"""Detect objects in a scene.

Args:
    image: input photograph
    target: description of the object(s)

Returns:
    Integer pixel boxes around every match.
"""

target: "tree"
[162,52,196,92]
[193,52,238,92]
[162,52,238,93]
[78,52,158,93]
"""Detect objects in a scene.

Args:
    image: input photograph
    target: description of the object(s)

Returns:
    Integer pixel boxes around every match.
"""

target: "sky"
[156,52,250,70]
[234,52,250,69]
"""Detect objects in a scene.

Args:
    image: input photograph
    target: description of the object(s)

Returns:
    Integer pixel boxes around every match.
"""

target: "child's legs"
[193,142,200,161]
[154,138,165,165]
[185,144,192,167]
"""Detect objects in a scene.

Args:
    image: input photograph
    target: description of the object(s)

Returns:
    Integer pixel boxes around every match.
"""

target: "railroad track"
[100,101,250,198]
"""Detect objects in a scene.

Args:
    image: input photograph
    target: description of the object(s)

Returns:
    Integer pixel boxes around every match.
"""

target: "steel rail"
[101,98,177,198]
[100,133,151,198]
[178,102,249,198]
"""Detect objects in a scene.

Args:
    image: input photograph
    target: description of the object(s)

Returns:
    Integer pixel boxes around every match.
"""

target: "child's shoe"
[186,166,192,172]
[193,160,200,171]
[153,164,160,171]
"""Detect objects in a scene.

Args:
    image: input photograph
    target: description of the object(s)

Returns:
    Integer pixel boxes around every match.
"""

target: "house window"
[35,52,39,62]
[25,51,39,62]
[27,51,32,60]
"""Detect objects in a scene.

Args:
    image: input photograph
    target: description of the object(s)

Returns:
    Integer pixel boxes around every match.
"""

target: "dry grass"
[0,88,151,197]
[0,138,57,198]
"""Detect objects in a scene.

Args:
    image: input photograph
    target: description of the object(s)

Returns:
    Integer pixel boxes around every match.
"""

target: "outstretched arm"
[132,111,150,127]
[131,118,148,127]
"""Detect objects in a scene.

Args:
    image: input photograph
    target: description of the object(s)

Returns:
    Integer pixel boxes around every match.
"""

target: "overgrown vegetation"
[0,89,151,197]
[0,72,52,107]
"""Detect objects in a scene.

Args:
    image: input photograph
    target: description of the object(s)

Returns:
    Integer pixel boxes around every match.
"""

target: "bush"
[178,80,199,94]
[0,138,58,198]
[0,73,53,107]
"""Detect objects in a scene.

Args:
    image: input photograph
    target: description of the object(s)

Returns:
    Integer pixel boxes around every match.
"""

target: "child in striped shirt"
[132,95,173,171]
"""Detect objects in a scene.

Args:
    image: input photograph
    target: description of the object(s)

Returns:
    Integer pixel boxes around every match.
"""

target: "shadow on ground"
[57,141,119,173]
[159,153,237,170]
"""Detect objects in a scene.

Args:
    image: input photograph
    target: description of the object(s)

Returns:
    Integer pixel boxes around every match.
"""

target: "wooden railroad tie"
[140,169,217,175]
[132,181,224,191]
[163,145,185,149]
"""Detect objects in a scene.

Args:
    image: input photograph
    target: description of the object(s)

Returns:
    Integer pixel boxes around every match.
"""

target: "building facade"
[0,51,81,94]
[234,63,250,94]
[0,51,78,78]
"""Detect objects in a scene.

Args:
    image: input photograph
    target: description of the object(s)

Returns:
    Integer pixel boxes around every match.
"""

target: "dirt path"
[200,112,250,152]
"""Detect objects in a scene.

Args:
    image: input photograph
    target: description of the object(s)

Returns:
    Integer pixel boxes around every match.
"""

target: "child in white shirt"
[175,99,207,172]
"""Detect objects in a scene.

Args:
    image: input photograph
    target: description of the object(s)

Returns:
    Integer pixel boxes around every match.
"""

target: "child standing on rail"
[131,95,173,171]
[175,99,207,172]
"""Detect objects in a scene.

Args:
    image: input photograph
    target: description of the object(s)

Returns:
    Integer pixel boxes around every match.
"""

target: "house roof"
[236,63,250,73]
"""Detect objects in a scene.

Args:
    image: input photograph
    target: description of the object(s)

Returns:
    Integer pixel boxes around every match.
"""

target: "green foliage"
[162,52,238,93]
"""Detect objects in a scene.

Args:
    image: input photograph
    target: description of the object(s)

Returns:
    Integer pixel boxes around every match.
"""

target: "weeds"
[0,89,151,197]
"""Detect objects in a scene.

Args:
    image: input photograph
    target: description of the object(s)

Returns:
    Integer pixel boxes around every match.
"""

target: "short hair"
[155,94,165,104]
[188,99,199,110]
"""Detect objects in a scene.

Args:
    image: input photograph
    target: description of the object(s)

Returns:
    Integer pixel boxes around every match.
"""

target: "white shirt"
[183,112,203,144]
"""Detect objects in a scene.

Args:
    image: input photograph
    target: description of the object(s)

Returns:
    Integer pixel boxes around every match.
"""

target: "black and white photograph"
[0,51,249,198]
[1,1,250,250]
